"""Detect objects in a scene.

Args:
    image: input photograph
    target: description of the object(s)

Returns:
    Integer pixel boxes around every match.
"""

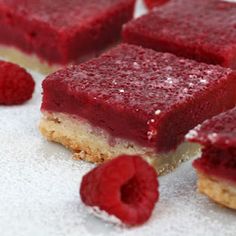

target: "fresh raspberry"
[144,0,169,9]
[80,155,159,226]
[0,61,35,105]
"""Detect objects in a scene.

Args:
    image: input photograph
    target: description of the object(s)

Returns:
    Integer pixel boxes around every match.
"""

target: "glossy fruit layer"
[187,107,236,149]
[144,0,169,9]
[41,44,236,152]
[194,146,236,184]
[123,0,236,68]
[189,107,236,183]
[0,0,135,64]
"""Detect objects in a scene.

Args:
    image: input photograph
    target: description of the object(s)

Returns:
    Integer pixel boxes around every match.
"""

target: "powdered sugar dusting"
[155,109,162,115]
[185,124,202,140]
[86,206,124,227]
[185,107,236,147]
[207,133,219,143]
[0,2,236,235]
[185,129,198,140]
[0,67,235,236]
[200,79,208,85]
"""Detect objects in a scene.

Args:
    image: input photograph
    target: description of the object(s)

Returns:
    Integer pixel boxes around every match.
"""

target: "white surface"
[0,1,236,236]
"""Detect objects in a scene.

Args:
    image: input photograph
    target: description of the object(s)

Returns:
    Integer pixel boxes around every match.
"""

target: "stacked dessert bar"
[123,0,236,68]
[187,107,236,209]
[0,0,135,73]
[1,0,234,181]
[1,0,235,212]
[39,44,236,175]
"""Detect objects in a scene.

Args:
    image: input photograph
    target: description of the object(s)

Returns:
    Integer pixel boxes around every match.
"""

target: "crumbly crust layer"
[0,46,60,74]
[39,112,200,175]
[197,172,236,210]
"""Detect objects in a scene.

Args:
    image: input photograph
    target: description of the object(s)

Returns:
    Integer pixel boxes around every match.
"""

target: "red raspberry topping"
[144,0,169,9]
[80,155,159,226]
[0,61,35,105]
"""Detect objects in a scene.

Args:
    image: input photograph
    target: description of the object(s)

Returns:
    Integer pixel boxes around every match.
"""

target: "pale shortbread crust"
[0,43,117,74]
[39,112,200,175]
[0,46,60,74]
[197,172,236,210]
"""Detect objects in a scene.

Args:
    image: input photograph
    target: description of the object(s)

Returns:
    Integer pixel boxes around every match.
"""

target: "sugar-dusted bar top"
[41,44,236,152]
[0,0,135,65]
[123,0,236,68]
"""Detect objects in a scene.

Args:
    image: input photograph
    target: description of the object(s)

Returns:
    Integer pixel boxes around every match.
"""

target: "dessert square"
[39,44,236,174]
[122,0,236,68]
[0,0,135,74]
[187,107,236,210]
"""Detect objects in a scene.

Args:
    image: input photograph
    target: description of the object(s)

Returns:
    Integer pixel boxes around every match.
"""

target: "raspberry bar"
[123,0,236,68]
[39,44,236,174]
[0,0,135,74]
[187,107,236,209]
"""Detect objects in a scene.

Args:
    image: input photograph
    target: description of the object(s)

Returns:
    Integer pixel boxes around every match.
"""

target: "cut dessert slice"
[123,0,236,68]
[39,44,236,175]
[0,0,135,74]
[187,107,236,209]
